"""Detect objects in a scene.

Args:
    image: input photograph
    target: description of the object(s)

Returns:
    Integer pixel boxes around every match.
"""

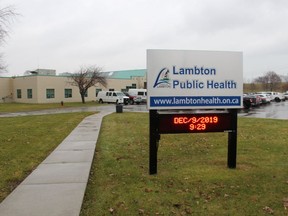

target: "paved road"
[0,105,115,117]
[1,102,287,120]
[0,104,148,118]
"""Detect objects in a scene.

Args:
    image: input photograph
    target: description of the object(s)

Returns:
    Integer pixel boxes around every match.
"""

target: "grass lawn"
[80,113,288,215]
[0,102,102,113]
[0,112,95,202]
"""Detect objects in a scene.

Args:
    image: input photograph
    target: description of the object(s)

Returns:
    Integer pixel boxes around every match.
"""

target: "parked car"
[96,91,129,105]
[123,92,134,104]
[127,89,147,105]
[256,92,272,103]
[124,93,143,105]
[265,92,285,102]
[243,95,261,107]
[255,94,270,104]
[243,96,252,109]
[284,92,288,100]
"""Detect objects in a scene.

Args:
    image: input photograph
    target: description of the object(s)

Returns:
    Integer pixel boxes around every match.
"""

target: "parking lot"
[239,100,288,120]
[124,100,288,120]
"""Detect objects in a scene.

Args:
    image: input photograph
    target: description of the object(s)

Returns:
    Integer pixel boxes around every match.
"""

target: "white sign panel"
[147,50,243,110]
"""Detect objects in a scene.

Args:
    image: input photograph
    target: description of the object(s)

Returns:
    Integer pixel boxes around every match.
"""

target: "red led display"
[158,113,234,134]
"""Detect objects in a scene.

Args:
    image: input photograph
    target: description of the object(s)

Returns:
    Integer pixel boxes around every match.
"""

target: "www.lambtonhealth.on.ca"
[150,96,241,107]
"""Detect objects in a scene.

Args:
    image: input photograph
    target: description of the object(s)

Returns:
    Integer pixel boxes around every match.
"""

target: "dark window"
[27,89,32,99]
[96,89,102,97]
[17,89,21,98]
[65,89,72,98]
[138,92,144,96]
[46,89,55,99]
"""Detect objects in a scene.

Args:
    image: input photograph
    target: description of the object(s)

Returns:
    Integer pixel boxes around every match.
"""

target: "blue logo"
[153,68,171,88]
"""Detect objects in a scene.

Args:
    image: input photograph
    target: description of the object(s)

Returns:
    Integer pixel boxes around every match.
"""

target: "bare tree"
[281,74,288,91]
[0,5,17,72]
[254,71,281,91]
[70,66,107,103]
[265,71,282,91]
[0,53,6,71]
[254,75,269,90]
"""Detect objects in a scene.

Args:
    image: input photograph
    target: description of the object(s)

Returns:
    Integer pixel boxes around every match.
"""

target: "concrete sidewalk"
[0,111,112,216]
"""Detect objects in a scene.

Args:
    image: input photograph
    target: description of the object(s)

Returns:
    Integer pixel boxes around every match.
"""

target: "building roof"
[103,69,146,79]
[1,69,147,79]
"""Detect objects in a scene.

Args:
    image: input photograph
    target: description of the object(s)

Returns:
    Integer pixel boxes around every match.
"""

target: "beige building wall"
[12,75,99,103]
[132,76,147,89]
[104,78,139,91]
[35,76,81,103]
[0,77,13,103]
[12,76,39,103]
[0,74,145,103]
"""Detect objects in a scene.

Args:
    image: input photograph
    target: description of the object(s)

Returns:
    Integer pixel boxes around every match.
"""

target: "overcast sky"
[2,0,288,81]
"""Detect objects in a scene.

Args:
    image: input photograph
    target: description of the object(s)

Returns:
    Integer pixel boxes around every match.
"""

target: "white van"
[96,91,129,104]
[264,92,285,102]
[128,89,147,104]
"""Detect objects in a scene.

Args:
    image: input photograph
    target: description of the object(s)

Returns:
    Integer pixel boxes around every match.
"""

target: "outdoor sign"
[147,49,242,175]
[147,50,243,110]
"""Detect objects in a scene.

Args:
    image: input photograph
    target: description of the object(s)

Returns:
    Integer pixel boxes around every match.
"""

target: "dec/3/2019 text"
[173,116,219,124]
[173,116,219,131]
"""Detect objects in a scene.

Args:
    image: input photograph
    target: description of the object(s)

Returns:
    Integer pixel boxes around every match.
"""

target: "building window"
[131,84,137,88]
[109,88,114,91]
[17,89,22,98]
[46,89,55,99]
[96,89,102,97]
[65,89,72,98]
[27,89,32,99]
[85,91,88,97]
